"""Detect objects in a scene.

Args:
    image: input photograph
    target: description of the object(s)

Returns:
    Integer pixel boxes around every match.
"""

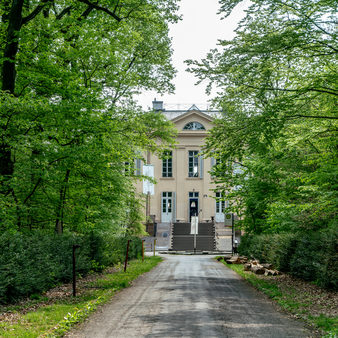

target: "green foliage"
[0,0,177,307]
[0,257,161,337]
[311,315,338,335]
[188,0,337,235]
[238,228,338,290]
[0,231,142,304]
[0,1,179,234]
[46,297,106,338]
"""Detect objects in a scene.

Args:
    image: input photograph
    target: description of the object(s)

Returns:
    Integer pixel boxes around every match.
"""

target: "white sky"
[136,0,247,110]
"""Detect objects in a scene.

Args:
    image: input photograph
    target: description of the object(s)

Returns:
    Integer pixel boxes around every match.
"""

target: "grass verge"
[217,258,338,338]
[0,256,162,337]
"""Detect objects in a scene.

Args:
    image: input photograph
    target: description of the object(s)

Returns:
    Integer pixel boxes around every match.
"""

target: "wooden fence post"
[72,244,80,297]
[124,239,130,272]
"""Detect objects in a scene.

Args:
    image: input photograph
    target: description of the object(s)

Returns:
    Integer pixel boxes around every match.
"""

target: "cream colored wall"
[135,110,219,223]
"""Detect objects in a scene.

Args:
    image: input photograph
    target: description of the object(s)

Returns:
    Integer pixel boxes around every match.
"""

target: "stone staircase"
[171,222,215,251]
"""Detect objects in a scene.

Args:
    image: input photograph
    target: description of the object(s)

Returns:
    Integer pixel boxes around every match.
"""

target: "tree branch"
[55,5,73,20]
[23,178,42,204]
[291,114,338,120]
[22,0,52,25]
[77,0,121,21]
[245,84,338,97]
[78,5,94,21]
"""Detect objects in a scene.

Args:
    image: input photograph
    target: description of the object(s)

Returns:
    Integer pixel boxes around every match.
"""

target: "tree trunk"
[55,170,70,234]
[0,0,24,191]
[2,0,24,94]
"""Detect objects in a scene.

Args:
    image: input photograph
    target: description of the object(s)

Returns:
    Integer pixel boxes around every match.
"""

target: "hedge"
[238,228,338,290]
[0,231,142,303]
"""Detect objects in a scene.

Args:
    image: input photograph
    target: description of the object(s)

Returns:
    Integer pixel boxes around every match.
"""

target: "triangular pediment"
[171,110,214,133]
[171,110,214,124]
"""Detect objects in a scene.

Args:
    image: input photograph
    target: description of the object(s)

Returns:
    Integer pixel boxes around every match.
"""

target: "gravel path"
[67,254,311,337]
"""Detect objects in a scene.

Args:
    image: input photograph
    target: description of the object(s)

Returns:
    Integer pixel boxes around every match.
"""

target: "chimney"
[152,98,164,111]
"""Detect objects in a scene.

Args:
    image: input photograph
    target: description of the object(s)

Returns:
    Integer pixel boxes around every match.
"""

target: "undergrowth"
[0,256,162,337]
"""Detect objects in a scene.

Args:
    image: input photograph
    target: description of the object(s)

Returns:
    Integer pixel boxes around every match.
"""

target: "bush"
[238,228,338,290]
[0,231,142,303]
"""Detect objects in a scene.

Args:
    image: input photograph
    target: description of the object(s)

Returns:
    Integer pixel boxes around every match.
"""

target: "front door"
[189,191,199,221]
[161,192,173,223]
[215,192,226,222]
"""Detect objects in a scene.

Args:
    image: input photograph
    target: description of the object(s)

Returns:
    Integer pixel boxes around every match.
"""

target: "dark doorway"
[189,198,198,221]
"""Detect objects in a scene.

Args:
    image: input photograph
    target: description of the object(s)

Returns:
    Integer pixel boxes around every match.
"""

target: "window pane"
[162,151,173,177]
[168,200,172,212]
[188,151,199,177]
[183,122,206,130]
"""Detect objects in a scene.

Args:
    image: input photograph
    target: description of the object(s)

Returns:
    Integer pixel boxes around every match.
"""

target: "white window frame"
[162,150,173,177]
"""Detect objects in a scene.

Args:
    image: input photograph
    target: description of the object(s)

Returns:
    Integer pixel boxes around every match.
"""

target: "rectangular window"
[189,192,199,198]
[215,192,226,213]
[188,151,199,177]
[162,151,173,177]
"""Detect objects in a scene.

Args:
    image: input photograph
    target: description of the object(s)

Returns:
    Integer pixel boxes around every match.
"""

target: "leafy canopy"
[0,0,179,234]
[188,0,337,234]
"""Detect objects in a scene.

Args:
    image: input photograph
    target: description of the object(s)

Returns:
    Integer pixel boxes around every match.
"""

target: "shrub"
[0,231,142,303]
[238,228,337,290]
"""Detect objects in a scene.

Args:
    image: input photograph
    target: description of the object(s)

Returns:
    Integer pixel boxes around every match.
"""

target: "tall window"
[162,150,172,177]
[215,192,226,213]
[162,192,172,213]
[188,151,199,177]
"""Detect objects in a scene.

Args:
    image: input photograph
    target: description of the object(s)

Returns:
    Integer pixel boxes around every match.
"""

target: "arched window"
[183,121,205,130]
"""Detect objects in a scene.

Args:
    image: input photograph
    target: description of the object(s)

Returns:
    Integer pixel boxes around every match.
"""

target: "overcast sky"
[136,0,247,110]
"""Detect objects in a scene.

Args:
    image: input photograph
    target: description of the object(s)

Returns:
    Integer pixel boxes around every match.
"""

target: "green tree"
[0,0,179,234]
[189,0,337,233]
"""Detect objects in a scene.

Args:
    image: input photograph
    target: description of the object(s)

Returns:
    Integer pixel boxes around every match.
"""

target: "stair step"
[172,235,215,251]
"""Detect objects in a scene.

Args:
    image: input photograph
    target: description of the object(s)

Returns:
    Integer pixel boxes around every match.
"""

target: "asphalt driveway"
[68,254,311,337]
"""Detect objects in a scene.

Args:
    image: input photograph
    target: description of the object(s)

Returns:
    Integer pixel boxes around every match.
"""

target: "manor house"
[135,100,235,251]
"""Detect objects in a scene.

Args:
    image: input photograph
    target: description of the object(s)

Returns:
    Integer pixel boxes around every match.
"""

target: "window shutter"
[211,157,215,167]
[172,192,176,222]
[199,155,204,178]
